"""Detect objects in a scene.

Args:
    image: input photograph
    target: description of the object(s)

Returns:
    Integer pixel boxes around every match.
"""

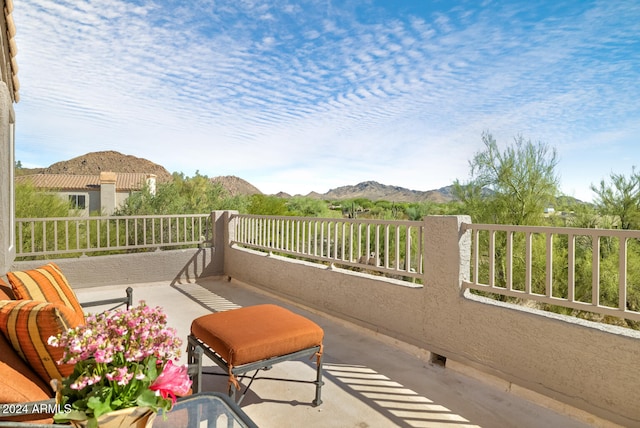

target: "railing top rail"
[232,213,425,280]
[233,213,423,227]
[15,213,212,259]
[462,222,640,238]
[16,214,210,222]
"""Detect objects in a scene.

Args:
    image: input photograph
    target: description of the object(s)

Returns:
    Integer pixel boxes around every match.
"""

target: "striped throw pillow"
[7,263,84,322]
[0,276,15,299]
[0,300,83,384]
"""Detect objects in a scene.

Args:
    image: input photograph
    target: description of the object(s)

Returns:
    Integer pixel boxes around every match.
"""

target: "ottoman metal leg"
[187,335,203,394]
[313,352,324,406]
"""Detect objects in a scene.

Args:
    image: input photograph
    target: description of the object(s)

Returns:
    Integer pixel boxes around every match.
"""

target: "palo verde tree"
[588,167,640,327]
[453,133,560,299]
[15,182,76,218]
[590,166,640,230]
[453,132,559,226]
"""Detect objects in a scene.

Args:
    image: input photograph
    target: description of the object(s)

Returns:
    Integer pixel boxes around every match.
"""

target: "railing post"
[421,215,471,365]
[422,215,471,294]
[225,210,238,248]
[210,210,238,276]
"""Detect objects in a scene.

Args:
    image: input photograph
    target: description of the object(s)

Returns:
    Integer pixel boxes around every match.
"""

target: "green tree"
[246,194,289,215]
[454,133,559,304]
[15,182,74,218]
[338,198,373,218]
[404,201,447,220]
[116,172,235,215]
[590,167,640,230]
[15,182,82,259]
[286,197,335,217]
[453,132,559,226]
[216,194,250,213]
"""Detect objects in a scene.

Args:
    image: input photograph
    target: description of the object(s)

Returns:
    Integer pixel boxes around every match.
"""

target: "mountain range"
[314,181,454,203]
[18,151,454,203]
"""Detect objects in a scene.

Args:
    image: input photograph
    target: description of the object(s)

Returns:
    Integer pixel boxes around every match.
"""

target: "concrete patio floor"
[75,277,614,428]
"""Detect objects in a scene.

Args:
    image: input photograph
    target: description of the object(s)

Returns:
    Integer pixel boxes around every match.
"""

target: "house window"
[69,194,86,210]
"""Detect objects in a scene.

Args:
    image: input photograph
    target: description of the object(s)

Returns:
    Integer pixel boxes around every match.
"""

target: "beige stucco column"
[211,210,238,276]
[0,82,15,274]
[418,215,472,358]
[145,174,157,196]
[422,215,472,294]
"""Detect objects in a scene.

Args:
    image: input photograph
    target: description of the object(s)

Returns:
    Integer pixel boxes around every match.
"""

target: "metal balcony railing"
[231,214,424,280]
[14,212,640,324]
[15,214,212,258]
[462,222,640,322]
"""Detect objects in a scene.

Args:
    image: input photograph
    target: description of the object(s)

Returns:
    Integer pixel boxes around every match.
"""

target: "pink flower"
[150,361,192,404]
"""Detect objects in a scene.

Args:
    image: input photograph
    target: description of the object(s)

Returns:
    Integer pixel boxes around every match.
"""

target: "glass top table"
[153,392,258,428]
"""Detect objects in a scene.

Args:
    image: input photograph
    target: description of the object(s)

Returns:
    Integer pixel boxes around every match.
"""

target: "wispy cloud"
[12,0,640,200]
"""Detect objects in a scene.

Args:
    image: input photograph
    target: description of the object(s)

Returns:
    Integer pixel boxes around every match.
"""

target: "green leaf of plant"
[72,397,89,411]
[157,397,173,413]
[87,393,113,418]
[53,409,88,423]
[146,356,159,381]
[136,389,159,408]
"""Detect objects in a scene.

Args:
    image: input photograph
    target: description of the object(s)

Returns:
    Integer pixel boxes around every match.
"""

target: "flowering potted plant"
[49,302,192,428]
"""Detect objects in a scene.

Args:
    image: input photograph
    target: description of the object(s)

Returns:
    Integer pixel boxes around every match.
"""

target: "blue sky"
[11,0,640,201]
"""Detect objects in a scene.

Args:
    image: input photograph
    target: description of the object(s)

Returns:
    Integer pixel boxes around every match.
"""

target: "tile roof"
[16,173,152,191]
[3,0,20,102]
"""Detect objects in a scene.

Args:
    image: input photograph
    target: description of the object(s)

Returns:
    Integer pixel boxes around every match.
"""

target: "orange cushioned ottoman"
[188,304,324,406]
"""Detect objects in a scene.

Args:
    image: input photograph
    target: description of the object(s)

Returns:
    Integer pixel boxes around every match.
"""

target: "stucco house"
[16,171,157,215]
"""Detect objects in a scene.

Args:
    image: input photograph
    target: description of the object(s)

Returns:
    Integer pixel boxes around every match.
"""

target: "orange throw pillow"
[7,263,84,321]
[0,300,83,384]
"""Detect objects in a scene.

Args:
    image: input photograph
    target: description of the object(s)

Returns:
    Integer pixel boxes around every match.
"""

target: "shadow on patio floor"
[76,277,603,428]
